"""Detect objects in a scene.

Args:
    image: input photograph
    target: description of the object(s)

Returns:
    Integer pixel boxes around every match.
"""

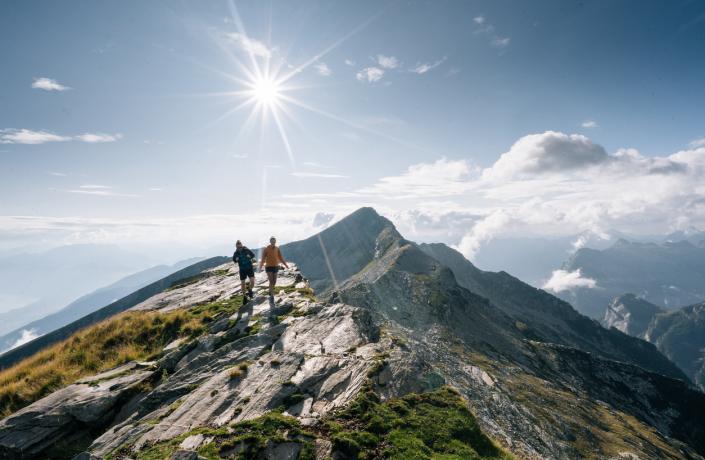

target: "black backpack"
[234,248,253,269]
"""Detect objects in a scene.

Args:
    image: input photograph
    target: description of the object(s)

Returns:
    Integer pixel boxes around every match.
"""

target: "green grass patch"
[188,297,243,319]
[273,285,317,301]
[122,387,512,460]
[324,386,514,460]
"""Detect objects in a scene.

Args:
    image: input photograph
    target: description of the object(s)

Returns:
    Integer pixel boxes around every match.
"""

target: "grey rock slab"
[179,433,205,450]
[88,421,153,457]
[130,264,300,314]
[274,303,374,356]
[0,366,153,456]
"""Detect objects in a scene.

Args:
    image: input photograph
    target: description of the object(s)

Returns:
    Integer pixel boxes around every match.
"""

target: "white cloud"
[582,120,599,129]
[483,131,609,180]
[80,184,111,189]
[376,55,399,69]
[472,15,510,50]
[0,129,70,144]
[314,62,332,76]
[344,59,355,66]
[227,32,272,58]
[67,190,139,197]
[356,67,385,83]
[0,211,337,252]
[359,158,475,199]
[290,172,347,178]
[543,269,597,293]
[10,329,40,349]
[31,77,70,91]
[0,129,122,145]
[690,137,705,148]
[346,131,705,260]
[456,210,512,259]
[410,57,447,74]
[313,212,334,227]
[49,171,67,176]
[492,36,511,48]
[66,185,138,197]
[75,133,122,143]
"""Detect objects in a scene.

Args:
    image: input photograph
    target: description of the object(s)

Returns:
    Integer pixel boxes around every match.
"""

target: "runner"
[259,236,289,298]
[232,240,256,300]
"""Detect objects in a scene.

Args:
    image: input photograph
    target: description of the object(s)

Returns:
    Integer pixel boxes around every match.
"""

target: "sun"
[206,3,385,167]
[250,76,282,107]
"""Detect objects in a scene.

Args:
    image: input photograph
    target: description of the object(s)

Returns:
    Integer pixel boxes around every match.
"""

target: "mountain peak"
[282,207,402,293]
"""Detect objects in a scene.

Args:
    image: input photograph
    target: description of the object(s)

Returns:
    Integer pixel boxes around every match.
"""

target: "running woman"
[259,236,289,298]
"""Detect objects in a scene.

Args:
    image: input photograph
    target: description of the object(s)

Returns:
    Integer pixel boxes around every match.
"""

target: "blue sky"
[2,0,705,257]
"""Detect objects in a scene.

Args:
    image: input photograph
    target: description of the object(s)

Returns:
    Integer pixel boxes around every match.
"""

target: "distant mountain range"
[0,256,230,369]
[603,293,705,390]
[555,239,705,318]
[0,257,204,354]
[0,244,171,335]
[471,228,705,288]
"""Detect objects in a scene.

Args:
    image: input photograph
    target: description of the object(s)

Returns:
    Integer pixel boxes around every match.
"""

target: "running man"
[232,240,256,300]
[259,236,289,298]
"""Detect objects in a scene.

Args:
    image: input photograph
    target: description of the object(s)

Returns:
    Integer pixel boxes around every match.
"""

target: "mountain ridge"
[0,207,703,459]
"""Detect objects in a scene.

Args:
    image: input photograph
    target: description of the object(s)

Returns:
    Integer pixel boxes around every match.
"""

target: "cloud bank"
[352,131,705,260]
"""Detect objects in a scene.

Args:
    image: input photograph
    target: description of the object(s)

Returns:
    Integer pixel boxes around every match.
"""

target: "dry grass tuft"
[0,309,204,418]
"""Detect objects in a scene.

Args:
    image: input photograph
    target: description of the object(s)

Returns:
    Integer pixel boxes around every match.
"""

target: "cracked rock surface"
[0,266,382,459]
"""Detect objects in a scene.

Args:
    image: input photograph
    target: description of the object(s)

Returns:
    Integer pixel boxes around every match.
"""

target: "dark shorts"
[239,266,255,280]
[265,266,279,273]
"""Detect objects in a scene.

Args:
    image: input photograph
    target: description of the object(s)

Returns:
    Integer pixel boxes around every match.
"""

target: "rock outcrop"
[603,294,705,391]
[0,207,704,460]
[602,293,666,336]
[0,267,384,459]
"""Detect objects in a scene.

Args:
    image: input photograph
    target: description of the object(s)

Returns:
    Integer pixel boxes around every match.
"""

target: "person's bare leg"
[240,279,246,295]
[267,271,275,296]
[248,276,255,295]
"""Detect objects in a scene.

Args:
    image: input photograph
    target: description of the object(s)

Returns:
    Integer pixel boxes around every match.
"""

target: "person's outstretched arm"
[258,248,265,271]
[278,248,289,269]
